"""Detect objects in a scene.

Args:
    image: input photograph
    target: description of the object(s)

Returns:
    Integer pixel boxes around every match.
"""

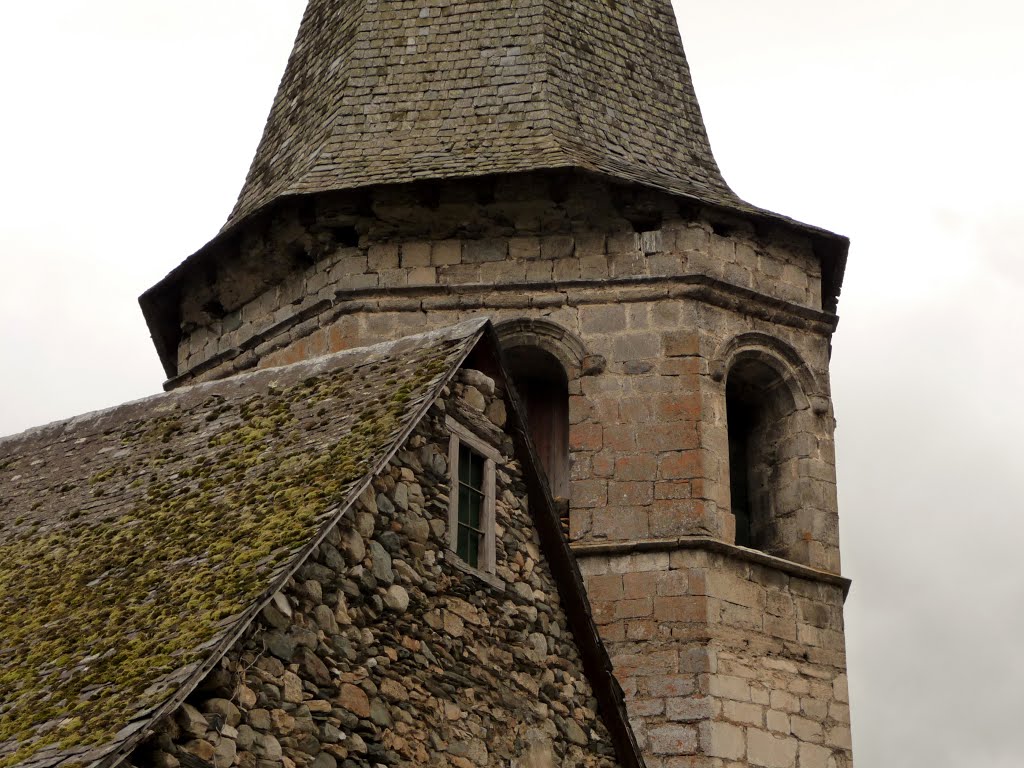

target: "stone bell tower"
[142,1,854,765]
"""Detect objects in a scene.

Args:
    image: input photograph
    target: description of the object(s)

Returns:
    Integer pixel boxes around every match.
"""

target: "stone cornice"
[571,536,852,599]
[165,274,839,390]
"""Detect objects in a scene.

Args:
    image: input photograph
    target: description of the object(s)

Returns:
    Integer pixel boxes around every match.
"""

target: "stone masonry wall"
[132,370,622,768]
[173,174,824,377]
[580,548,852,768]
[163,175,840,573]
[213,296,839,574]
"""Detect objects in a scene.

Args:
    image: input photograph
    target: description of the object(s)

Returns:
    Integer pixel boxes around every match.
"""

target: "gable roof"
[0,319,644,768]
[224,0,739,232]
[0,321,486,768]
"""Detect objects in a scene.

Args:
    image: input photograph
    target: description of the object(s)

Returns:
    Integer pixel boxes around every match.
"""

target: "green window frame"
[447,418,498,574]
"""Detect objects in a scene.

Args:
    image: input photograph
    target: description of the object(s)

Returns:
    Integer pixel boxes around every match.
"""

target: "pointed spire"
[225,0,744,231]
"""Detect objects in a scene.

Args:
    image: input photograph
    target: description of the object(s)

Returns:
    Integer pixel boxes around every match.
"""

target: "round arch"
[494,318,586,379]
[711,332,827,415]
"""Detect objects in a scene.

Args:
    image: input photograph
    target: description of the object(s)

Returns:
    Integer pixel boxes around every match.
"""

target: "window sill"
[443,551,507,592]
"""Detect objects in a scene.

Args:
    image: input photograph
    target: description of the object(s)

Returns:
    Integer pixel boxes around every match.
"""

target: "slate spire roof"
[225,0,744,231]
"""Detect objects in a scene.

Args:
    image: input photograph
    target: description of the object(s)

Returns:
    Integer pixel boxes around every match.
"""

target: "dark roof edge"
[470,324,648,768]
[96,320,490,768]
[139,167,849,377]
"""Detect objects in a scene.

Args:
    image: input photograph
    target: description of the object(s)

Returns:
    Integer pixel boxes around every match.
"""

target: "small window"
[447,418,499,574]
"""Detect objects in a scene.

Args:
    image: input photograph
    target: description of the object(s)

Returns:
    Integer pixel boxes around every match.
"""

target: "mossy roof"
[0,319,487,768]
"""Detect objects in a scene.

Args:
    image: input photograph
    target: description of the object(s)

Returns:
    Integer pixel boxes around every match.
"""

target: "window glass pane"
[467,528,479,567]
[459,444,472,484]
[467,489,481,529]
[458,485,472,526]
[469,450,484,488]
[457,524,471,563]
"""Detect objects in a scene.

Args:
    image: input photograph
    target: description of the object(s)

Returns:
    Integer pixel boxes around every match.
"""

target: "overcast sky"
[1,2,1022,765]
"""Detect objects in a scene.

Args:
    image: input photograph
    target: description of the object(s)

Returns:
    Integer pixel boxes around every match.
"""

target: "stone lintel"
[571,536,852,599]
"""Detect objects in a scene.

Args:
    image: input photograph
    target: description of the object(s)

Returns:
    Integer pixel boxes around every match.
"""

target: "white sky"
[1,1,1023,765]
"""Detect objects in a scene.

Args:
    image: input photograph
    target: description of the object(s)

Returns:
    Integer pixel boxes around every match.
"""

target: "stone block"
[622,571,659,599]
[655,569,690,597]
[648,724,698,755]
[766,710,790,734]
[580,304,627,333]
[609,251,647,277]
[607,231,640,254]
[586,573,624,601]
[825,726,852,750]
[571,479,607,508]
[639,229,665,254]
[608,480,653,506]
[645,674,697,698]
[603,425,637,451]
[541,235,575,260]
[614,598,653,619]
[611,333,660,362]
[431,240,463,266]
[666,695,718,722]
[770,690,800,714]
[407,267,438,286]
[708,675,751,702]
[368,243,400,270]
[464,238,508,263]
[638,423,700,453]
[569,422,603,451]
[798,743,833,768]
[400,241,432,267]
[592,507,649,540]
[699,721,745,760]
[747,729,797,768]
[509,236,541,260]
[579,254,610,279]
[724,700,764,727]
[790,716,822,743]
[832,674,849,703]
[653,595,707,623]
[658,451,701,480]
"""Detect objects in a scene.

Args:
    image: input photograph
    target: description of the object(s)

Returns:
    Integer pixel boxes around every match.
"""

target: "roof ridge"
[0,319,488,448]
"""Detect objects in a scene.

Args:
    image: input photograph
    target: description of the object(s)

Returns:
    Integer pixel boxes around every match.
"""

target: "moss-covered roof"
[0,319,487,768]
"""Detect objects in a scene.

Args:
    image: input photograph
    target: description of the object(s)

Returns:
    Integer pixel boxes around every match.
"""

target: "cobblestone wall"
[580,549,852,768]
[133,371,621,768]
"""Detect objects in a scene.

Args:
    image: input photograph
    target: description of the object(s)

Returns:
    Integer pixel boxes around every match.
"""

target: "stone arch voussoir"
[493,318,589,379]
[711,332,827,415]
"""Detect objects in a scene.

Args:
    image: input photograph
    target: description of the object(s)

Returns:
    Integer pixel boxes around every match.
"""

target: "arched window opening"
[726,357,798,557]
[505,346,570,503]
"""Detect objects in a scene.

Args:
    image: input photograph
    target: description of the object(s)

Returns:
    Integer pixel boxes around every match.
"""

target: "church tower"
[142,2,853,766]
